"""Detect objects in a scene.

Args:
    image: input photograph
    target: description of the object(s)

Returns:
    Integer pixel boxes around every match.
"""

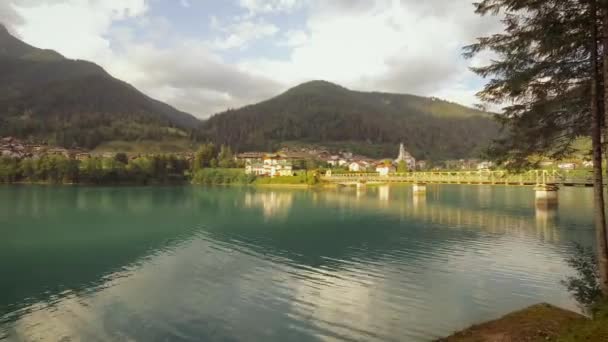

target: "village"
[0,137,194,163]
[1,136,593,178]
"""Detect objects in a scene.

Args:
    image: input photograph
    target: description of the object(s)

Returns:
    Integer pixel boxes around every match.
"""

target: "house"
[416,160,428,170]
[394,143,416,170]
[558,162,577,170]
[46,148,71,158]
[582,160,593,168]
[326,155,341,167]
[237,152,266,164]
[245,153,294,177]
[349,161,365,172]
[74,152,91,161]
[245,163,266,176]
[477,161,494,170]
[376,163,396,176]
[263,155,294,177]
[539,160,554,167]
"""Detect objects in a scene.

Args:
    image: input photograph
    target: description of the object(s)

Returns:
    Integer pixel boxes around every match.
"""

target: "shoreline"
[437,302,608,341]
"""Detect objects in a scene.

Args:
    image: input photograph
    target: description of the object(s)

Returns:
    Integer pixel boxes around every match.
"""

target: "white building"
[394,143,416,170]
[244,154,294,177]
[558,162,577,170]
[245,163,266,176]
[349,161,365,172]
[477,161,494,170]
[376,163,396,176]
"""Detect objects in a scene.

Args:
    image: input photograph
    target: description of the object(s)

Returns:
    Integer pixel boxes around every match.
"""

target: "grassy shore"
[439,301,608,342]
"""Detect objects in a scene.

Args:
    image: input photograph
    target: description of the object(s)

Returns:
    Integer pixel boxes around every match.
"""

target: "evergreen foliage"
[196,81,499,160]
[0,154,189,185]
[0,25,199,149]
[465,0,591,168]
[191,168,255,185]
[562,245,603,310]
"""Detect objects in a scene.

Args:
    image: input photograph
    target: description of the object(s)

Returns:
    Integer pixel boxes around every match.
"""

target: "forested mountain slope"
[0,24,199,148]
[197,80,499,160]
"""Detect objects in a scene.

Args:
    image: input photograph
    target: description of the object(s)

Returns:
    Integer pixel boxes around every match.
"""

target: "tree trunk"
[592,0,608,295]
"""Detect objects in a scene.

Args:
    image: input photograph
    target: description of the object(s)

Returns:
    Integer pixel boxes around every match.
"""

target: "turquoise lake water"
[0,185,596,341]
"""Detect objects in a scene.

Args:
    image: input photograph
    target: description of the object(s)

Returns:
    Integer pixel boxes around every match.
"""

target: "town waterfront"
[0,185,596,341]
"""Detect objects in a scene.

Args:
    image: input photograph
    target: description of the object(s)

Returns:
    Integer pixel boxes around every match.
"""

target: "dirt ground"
[437,303,586,342]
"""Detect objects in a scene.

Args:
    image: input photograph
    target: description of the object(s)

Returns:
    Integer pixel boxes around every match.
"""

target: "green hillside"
[197,80,499,160]
[0,23,200,149]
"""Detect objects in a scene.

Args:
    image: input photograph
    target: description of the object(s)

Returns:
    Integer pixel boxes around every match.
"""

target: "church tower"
[395,142,416,170]
[397,143,406,161]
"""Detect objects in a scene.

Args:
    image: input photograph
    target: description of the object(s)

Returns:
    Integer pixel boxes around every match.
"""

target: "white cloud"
[237,0,501,107]
[7,0,147,61]
[280,29,308,47]
[0,0,284,117]
[239,0,301,14]
[0,0,503,117]
[114,38,283,115]
[210,17,279,50]
[179,0,191,8]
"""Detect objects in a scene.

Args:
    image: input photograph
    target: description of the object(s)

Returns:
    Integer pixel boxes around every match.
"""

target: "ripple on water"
[0,185,594,341]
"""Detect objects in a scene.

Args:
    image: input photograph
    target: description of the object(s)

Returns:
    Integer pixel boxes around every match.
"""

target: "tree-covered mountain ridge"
[0,23,200,149]
[198,80,499,160]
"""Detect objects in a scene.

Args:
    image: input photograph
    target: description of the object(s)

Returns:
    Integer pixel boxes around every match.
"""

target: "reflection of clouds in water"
[5,226,578,342]
[0,186,595,341]
[243,191,294,220]
[7,236,280,341]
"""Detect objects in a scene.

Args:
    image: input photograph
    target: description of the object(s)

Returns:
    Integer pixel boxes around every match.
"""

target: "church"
[394,143,416,170]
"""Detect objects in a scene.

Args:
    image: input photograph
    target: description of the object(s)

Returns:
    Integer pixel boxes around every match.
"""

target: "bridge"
[322,170,594,187]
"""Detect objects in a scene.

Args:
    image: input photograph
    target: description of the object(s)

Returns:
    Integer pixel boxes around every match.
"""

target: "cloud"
[117,39,283,115]
[210,16,279,50]
[2,0,147,61]
[238,0,301,14]
[1,0,285,118]
[0,0,503,118]
[242,0,501,105]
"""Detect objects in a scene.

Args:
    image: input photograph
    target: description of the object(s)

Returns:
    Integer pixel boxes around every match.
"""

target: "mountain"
[197,80,499,160]
[0,23,200,149]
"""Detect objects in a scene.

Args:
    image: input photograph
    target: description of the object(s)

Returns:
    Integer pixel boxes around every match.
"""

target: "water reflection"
[0,185,596,342]
[378,185,390,202]
[244,190,295,220]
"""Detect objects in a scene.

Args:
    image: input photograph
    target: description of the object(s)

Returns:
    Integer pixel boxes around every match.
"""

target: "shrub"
[561,244,603,311]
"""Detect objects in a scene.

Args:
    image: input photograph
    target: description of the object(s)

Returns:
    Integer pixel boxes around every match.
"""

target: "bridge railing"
[323,170,569,185]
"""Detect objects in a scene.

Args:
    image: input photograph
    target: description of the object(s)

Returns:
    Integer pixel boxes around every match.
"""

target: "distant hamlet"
[0,136,593,187]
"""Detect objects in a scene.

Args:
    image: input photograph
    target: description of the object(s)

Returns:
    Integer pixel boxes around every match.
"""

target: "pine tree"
[465,0,592,168]
[466,0,608,295]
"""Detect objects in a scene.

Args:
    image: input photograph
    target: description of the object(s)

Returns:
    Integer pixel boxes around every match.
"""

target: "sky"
[0,0,502,118]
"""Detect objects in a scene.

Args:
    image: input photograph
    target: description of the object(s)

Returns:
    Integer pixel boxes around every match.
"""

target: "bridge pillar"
[412,183,427,195]
[534,184,558,206]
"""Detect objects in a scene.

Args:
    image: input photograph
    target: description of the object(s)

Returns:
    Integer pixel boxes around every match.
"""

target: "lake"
[0,184,595,341]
